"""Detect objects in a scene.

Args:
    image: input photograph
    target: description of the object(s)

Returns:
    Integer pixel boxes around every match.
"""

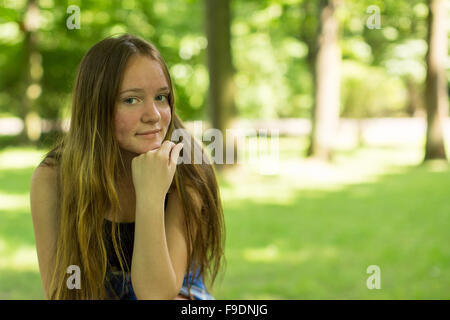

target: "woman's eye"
[124,97,140,105]
[155,94,168,102]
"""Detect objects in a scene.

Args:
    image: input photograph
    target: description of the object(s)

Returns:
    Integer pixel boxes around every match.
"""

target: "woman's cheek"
[114,112,135,140]
[164,108,171,126]
[161,108,171,135]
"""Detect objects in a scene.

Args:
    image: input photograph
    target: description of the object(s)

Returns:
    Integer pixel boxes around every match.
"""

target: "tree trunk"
[308,0,341,161]
[424,0,448,161]
[205,0,235,168]
[19,0,42,144]
[405,76,423,117]
[299,1,319,157]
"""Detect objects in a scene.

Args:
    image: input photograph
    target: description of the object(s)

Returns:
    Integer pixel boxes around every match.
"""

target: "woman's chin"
[141,143,161,153]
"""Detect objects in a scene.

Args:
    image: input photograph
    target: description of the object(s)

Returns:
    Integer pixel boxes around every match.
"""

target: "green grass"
[0,139,449,299]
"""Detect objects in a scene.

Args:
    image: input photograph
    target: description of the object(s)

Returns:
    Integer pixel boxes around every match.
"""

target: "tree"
[307,0,341,161]
[424,0,448,161]
[205,0,236,168]
[18,0,42,143]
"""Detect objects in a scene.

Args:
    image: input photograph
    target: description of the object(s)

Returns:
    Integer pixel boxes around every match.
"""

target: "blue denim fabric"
[105,269,214,300]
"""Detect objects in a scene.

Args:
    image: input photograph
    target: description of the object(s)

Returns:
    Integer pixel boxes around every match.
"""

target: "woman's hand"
[131,140,183,202]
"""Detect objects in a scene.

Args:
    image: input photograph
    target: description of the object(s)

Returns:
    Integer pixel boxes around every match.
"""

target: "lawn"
[0,137,449,299]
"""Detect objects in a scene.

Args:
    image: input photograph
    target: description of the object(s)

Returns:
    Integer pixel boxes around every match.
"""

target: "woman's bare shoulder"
[31,158,59,197]
[38,155,59,169]
[30,158,60,299]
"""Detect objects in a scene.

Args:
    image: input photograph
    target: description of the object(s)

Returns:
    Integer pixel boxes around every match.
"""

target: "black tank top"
[103,193,169,271]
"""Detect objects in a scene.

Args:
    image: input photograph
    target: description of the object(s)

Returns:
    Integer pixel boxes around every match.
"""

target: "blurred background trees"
[0,0,448,161]
[0,0,449,300]
[205,0,235,165]
[306,0,341,161]
[424,0,448,160]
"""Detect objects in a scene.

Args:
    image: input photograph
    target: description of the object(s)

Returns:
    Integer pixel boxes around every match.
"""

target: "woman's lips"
[137,129,160,135]
[136,129,161,138]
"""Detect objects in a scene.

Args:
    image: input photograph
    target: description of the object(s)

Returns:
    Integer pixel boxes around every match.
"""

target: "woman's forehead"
[120,55,168,92]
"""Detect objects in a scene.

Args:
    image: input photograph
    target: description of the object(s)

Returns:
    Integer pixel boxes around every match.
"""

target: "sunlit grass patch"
[0,192,30,211]
[0,244,39,271]
[0,147,45,169]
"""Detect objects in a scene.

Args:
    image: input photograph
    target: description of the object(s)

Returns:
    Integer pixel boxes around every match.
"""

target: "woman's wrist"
[135,192,166,213]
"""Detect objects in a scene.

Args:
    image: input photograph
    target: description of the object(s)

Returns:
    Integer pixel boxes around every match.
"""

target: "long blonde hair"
[39,34,226,299]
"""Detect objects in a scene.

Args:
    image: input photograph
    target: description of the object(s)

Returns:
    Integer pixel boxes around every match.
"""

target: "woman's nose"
[141,101,161,123]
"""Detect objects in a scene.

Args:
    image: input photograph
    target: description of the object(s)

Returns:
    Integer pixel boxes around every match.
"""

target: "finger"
[158,140,176,159]
[170,143,184,165]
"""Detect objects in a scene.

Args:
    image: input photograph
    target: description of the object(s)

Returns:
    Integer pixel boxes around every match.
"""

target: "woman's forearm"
[131,195,178,299]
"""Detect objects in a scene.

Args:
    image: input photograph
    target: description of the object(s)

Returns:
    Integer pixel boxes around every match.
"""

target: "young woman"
[30,34,226,300]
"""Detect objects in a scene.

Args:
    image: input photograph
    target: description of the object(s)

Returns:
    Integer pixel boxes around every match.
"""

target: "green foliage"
[0,0,208,120]
[0,0,438,122]
[341,61,407,117]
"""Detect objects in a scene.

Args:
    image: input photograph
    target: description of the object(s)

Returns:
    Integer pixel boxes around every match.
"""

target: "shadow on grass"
[0,208,36,252]
[0,167,35,195]
[0,268,43,299]
[0,166,37,254]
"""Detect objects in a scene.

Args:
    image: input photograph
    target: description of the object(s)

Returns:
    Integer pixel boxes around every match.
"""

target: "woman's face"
[114,54,172,155]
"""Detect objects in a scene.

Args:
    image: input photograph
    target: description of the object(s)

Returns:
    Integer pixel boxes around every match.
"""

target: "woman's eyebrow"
[157,86,170,93]
[119,88,145,94]
[119,87,170,94]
